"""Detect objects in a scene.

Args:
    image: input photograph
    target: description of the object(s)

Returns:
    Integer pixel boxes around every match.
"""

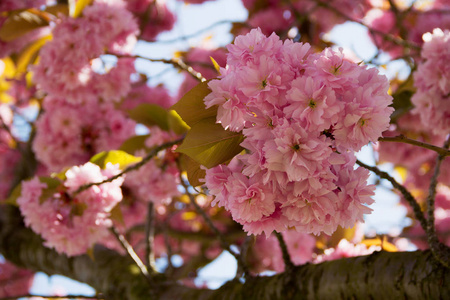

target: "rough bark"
[1,205,448,300]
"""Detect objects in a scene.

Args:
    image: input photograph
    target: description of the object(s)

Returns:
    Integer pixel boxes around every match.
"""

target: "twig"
[73,138,183,196]
[379,135,450,157]
[145,202,156,272]
[114,53,206,82]
[178,173,250,276]
[275,232,295,272]
[311,0,421,50]
[154,19,245,44]
[110,227,152,283]
[426,136,450,268]
[355,160,427,232]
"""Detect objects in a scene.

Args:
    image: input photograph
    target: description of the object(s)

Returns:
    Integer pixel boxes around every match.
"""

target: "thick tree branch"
[426,136,450,268]
[1,205,449,300]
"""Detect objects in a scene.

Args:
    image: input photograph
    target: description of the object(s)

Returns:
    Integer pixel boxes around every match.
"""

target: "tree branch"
[73,138,183,196]
[426,136,450,268]
[355,160,427,232]
[379,135,450,157]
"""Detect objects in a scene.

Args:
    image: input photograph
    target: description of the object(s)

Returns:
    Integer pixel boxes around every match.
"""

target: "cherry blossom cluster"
[241,0,371,36]
[204,28,393,236]
[33,97,136,172]
[33,0,138,104]
[365,1,450,58]
[18,162,124,256]
[0,260,34,297]
[248,230,315,273]
[411,28,450,136]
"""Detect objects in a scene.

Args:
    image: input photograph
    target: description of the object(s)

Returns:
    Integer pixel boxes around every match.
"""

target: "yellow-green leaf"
[119,134,150,155]
[127,103,170,130]
[39,177,63,204]
[45,4,70,16]
[176,117,244,168]
[0,10,50,42]
[210,56,221,74]
[16,35,52,75]
[179,154,206,187]
[171,81,217,127]
[4,184,22,206]
[109,204,125,226]
[70,0,93,18]
[167,110,190,135]
[90,150,142,169]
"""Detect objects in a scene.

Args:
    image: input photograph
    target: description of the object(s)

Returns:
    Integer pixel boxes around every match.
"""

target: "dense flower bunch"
[365,1,450,58]
[241,0,371,36]
[33,0,138,104]
[124,130,181,205]
[204,28,393,236]
[411,28,450,136]
[0,260,34,297]
[18,163,124,256]
[33,97,136,172]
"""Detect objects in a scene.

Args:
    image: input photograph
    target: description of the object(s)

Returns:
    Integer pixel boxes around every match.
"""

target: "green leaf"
[167,110,190,135]
[176,117,244,168]
[127,103,170,130]
[71,202,88,216]
[109,204,125,226]
[171,81,217,127]
[5,184,22,206]
[127,104,190,135]
[90,150,142,169]
[119,134,150,155]
[45,4,70,16]
[16,35,52,75]
[179,154,206,187]
[39,177,63,204]
[210,56,221,74]
[0,10,50,42]
[70,0,93,18]
[5,177,61,206]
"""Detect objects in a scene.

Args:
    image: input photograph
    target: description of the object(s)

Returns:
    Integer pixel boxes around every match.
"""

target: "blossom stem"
[379,135,450,157]
[145,202,156,272]
[112,53,206,82]
[275,232,295,272]
[426,136,450,268]
[178,174,250,276]
[355,160,427,232]
[73,138,184,196]
[310,0,421,50]
[110,227,154,284]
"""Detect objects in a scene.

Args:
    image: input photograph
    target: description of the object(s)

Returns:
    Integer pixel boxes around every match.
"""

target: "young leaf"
[39,177,63,204]
[179,154,206,187]
[109,204,125,226]
[70,0,94,18]
[16,35,52,75]
[127,103,170,130]
[171,81,217,127]
[0,10,50,42]
[167,110,190,135]
[90,150,142,169]
[210,56,221,74]
[176,117,244,168]
[119,134,150,155]
[4,184,22,206]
